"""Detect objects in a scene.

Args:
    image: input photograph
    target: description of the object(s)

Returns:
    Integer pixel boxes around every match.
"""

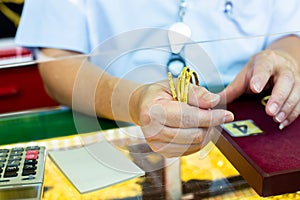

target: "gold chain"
[168,66,199,103]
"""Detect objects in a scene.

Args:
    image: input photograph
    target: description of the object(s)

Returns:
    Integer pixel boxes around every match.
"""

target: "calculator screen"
[0,185,39,199]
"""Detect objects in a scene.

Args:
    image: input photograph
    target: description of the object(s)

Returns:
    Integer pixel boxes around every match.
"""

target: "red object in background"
[0,47,31,59]
[0,47,33,65]
[0,47,58,114]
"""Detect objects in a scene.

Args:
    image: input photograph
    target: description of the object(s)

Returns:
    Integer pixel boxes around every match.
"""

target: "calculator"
[0,146,46,200]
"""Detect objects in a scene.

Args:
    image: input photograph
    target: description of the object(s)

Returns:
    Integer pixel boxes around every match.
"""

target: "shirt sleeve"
[15,0,90,54]
[266,0,300,46]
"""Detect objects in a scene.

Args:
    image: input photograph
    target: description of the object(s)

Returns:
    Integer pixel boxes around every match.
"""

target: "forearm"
[267,35,300,68]
[95,69,144,124]
[38,48,143,124]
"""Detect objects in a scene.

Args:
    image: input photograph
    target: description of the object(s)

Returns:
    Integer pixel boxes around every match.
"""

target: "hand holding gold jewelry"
[136,67,234,157]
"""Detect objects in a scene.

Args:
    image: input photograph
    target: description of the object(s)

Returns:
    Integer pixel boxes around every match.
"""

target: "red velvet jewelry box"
[215,93,300,197]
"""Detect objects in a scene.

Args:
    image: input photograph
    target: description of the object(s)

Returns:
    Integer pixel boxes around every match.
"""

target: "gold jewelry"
[261,95,270,106]
[168,66,199,103]
[168,72,178,101]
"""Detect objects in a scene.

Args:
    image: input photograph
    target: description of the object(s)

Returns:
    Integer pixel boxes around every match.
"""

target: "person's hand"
[134,82,234,157]
[220,49,300,129]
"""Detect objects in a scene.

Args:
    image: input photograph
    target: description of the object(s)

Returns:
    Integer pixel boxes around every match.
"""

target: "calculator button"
[4,171,18,178]
[0,149,9,153]
[28,175,35,180]
[26,150,39,155]
[23,165,37,171]
[25,146,40,150]
[22,170,36,176]
[26,154,38,160]
[0,153,8,157]
[8,156,22,161]
[10,151,23,156]
[12,147,24,151]
[5,166,19,172]
[7,160,20,167]
[22,175,35,180]
[24,159,37,165]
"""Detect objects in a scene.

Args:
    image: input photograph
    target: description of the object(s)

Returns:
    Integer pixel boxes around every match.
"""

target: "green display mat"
[0,107,130,145]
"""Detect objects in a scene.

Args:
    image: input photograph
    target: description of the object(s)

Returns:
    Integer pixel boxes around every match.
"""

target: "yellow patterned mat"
[2,126,300,199]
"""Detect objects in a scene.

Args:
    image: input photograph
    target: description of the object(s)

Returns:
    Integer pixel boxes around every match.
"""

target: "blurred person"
[15,0,300,157]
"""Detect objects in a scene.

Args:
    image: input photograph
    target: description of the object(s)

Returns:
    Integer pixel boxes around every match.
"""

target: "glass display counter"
[1,126,300,200]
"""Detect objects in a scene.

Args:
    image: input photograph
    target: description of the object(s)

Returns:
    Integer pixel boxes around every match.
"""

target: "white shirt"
[15,0,300,90]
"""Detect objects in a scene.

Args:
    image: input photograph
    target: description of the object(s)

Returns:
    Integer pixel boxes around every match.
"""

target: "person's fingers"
[249,50,275,93]
[145,126,218,157]
[273,91,299,124]
[145,102,234,128]
[218,65,250,104]
[147,141,202,158]
[276,78,300,123]
[251,50,299,128]
[263,54,297,117]
[268,75,295,119]
[277,96,300,129]
[166,75,221,108]
[188,84,220,108]
[144,125,209,145]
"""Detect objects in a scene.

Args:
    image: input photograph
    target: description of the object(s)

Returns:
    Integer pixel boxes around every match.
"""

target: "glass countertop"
[1,126,300,200]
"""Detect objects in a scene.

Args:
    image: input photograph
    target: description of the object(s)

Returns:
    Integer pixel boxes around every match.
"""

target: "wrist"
[129,84,148,125]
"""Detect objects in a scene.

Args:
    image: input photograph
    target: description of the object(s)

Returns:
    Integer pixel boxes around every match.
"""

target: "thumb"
[219,65,250,104]
[188,84,221,109]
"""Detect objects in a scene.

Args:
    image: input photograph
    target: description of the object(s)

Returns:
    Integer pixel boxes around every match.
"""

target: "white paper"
[49,141,145,193]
